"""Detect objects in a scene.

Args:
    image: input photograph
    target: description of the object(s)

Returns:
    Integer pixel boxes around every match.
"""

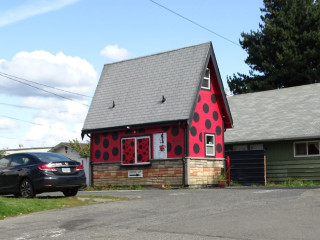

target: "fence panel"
[226,150,265,185]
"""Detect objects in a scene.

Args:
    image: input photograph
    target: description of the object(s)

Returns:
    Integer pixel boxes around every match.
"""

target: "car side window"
[0,157,10,169]
[10,155,30,167]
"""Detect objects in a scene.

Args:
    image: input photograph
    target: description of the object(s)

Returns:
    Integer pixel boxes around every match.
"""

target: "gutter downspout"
[183,123,189,187]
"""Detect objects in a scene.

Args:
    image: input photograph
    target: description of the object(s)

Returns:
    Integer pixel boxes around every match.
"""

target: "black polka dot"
[216,126,222,136]
[102,132,108,137]
[138,139,142,143]
[211,94,217,103]
[123,145,126,149]
[112,132,118,140]
[139,144,142,149]
[95,150,101,159]
[94,136,100,145]
[167,142,172,152]
[133,153,135,158]
[190,126,197,136]
[138,154,142,161]
[213,111,219,121]
[199,132,203,142]
[205,119,211,129]
[103,152,109,161]
[122,154,125,161]
[125,129,132,134]
[103,139,109,148]
[193,144,200,154]
[193,112,199,122]
[171,127,179,137]
[216,143,222,153]
[203,103,209,113]
[162,126,169,132]
[130,141,134,147]
[112,147,119,156]
[198,95,201,102]
[174,145,182,156]
[130,160,134,163]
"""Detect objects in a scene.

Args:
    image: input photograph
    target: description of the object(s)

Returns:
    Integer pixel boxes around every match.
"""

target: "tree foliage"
[0,150,6,158]
[228,0,320,94]
[69,139,90,158]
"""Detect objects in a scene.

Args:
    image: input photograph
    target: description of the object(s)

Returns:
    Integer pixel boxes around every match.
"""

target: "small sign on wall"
[128,170,143,178]
[153,133,167,159]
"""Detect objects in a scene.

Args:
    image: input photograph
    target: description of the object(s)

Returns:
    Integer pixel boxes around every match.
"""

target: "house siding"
[226,140,320,183]
[91,125,185,163]
[265,140,320,182]
[188,61,224,159]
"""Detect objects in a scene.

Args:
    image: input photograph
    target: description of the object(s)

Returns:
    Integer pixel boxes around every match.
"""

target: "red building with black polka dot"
[82,42,233,187]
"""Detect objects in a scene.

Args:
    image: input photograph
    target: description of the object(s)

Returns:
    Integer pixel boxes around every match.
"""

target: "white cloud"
[0,49,97,149]
[0,118,18,130]
[0,0,79,28]
[100,44,132,61]
[22,116,83,148]
[0,50,97,99]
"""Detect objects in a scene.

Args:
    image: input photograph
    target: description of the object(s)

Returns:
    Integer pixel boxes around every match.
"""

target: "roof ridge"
[229,82,320,98]
[103,42,212,67]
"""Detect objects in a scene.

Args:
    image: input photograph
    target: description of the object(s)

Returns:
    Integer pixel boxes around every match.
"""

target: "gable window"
[202,68,210,90]
[121,136,151,165]
[294,141,320,157]
[205,134,215,156]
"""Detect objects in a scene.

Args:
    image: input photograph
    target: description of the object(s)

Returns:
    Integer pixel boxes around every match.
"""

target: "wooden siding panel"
[265,141,320,182]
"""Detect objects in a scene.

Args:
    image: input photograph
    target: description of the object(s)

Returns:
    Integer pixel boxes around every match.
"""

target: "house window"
[121,136,151,165]
[205,134,215,156]
[294,141,320,157]
[233,145,248,151]
[250,144,264,150]
[202,68,210,90]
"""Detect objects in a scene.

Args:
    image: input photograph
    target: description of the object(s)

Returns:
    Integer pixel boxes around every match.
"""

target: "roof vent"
[162,95,166,103]
[112,101,115,108]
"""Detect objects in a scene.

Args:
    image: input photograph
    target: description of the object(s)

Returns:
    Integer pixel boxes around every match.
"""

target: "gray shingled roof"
[225,83,320,143]
[82,42,232,133]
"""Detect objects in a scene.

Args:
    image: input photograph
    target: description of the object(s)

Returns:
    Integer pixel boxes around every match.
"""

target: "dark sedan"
[0,152,86,198]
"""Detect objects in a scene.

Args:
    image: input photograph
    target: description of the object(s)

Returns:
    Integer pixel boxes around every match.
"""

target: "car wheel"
[62,188,78,197]
[20,179,35,198]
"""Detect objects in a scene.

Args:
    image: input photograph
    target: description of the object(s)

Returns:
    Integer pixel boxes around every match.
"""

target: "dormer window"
[202,68,210,90]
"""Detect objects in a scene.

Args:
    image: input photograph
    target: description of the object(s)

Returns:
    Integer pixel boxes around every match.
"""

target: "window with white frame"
[121,136,151,165]
[202,68,210,90]
[233,145,248,151]
[205,134,215,156]
[250,144,264,150]
[294,141,320,157]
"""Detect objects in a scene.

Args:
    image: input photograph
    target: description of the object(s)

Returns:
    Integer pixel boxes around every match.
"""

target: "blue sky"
[0,0,263,149]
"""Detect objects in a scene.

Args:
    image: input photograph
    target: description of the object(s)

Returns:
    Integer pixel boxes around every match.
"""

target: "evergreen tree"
[228,0,320,94]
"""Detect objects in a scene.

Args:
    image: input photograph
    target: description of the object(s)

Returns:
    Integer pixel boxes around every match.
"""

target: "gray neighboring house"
[225,83,320,182]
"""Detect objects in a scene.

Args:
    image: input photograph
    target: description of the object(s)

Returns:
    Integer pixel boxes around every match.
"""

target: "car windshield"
[32,153,71,163]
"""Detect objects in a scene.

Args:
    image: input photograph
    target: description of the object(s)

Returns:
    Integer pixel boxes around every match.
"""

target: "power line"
[0,102,41,110]
[149,0,241,47]
[0,73,90,107]
[0,72,93,98]
[0,114,69,131]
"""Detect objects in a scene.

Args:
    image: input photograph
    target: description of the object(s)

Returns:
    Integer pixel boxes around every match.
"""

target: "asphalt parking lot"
[1,187,320,240]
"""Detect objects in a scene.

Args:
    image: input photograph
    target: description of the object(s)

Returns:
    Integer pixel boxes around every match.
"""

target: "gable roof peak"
[103,42,212,67]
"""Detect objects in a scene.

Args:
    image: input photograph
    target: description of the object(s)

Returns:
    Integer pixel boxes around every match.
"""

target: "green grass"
[266,179,320,187]
[0,195,127,220]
